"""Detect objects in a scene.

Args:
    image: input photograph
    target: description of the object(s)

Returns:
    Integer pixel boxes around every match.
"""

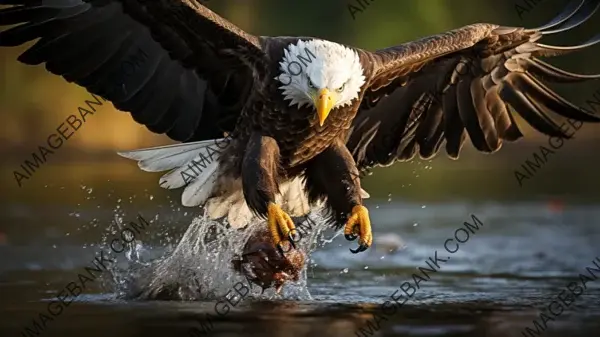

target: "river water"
[1,186,599,337]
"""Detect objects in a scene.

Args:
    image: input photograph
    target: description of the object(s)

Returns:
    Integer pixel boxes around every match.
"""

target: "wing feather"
[442,85,466,159]
[0,0,267,142]
[415,100,445,160]
[348,0,600,171]
[457,77,492,152]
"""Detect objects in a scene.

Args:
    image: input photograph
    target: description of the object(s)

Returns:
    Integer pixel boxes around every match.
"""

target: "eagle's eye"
[336,84,345,93]
[307,76,316,89]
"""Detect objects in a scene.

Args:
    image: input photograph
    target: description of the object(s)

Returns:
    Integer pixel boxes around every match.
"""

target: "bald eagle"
[2,0,600,254]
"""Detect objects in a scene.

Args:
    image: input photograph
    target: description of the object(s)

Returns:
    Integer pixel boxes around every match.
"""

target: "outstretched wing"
[0,0,268,142]
[346,0,600,172]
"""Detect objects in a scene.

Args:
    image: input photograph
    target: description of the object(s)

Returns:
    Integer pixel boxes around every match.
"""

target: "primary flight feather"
[1,0,599,254]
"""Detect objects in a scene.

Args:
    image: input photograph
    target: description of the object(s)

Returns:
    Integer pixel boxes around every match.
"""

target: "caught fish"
[232,228,305,294]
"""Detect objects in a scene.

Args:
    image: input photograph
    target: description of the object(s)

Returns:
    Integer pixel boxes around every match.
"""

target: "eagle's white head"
[276,39,366,126]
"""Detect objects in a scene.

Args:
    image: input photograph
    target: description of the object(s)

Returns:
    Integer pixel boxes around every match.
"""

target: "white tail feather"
[157,146,222,190]
[117,139,225,172]
[158,167,190,189]
[118,139,226,208]
[180,161,219,207]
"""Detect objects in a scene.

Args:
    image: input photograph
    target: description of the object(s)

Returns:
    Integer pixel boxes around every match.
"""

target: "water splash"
[101,209,336,302]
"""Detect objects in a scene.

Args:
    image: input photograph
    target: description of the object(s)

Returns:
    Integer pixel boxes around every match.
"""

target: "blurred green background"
[0,0,599,207]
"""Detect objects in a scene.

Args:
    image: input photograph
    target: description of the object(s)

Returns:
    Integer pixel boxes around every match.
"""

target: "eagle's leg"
[242,133,297,251]
[304,140,372,254]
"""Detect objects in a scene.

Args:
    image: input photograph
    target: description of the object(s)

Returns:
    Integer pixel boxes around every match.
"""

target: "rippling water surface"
[1,189,599,337]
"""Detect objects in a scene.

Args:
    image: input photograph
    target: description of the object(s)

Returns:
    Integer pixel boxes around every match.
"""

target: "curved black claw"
[276,244,286,256]
[349,244,369,254]
[344,224,359,241]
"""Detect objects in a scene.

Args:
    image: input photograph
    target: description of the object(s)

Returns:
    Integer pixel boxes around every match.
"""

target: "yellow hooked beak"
[316,88,335,126]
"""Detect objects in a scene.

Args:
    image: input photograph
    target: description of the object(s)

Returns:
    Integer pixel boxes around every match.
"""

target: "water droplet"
[413,223,418,227]
[380,256,385,260]
[364,266,369,270]
[421,205,426,209]
[341,268,349,273]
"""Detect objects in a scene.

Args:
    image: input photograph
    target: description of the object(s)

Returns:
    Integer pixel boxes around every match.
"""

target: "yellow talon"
[343,205,372,254]
[267,203,297,252]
